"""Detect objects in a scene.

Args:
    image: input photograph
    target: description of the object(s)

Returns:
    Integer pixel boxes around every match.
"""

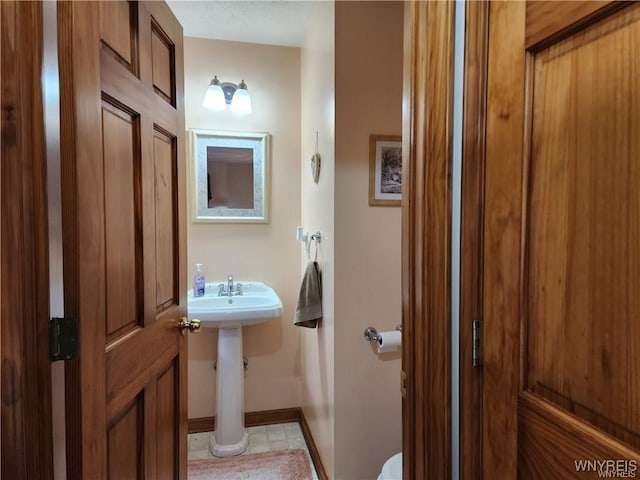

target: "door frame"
[401,2,455,479]
[402,1,491,478]
[1,1,54,478]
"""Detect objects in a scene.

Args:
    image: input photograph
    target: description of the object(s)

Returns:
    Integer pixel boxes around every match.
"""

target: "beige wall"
[300,1,336,477]
[335,2,404,479]
[184,37,302,418]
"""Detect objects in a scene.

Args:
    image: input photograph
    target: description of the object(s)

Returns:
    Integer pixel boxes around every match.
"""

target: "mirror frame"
[189,129,270,223]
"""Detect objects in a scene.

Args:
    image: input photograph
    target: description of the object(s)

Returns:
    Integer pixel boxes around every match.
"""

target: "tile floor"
[188,422,319,480]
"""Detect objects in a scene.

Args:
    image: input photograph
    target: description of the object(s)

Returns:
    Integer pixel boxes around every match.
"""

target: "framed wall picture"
[369,134,402,206]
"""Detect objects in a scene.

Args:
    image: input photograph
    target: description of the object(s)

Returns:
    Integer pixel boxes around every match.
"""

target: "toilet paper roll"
[376,330,402,353]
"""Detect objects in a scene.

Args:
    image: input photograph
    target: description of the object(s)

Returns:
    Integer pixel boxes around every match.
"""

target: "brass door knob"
[178,317,201,335]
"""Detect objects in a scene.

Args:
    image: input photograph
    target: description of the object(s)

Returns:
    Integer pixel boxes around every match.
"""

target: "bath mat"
[188,449,313,480]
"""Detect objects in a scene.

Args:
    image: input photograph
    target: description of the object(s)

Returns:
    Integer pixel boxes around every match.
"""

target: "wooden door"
[58,1,188,478]
[483,1,640,478]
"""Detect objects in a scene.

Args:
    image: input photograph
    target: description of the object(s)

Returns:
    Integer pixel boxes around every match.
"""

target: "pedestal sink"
[187,281,282,457]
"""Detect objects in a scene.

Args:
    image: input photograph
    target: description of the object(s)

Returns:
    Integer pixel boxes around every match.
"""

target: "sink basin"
[187,281,283,328]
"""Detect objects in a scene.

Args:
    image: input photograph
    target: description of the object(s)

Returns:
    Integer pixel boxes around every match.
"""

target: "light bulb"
[202,77,226,110]
[230,80,252,114]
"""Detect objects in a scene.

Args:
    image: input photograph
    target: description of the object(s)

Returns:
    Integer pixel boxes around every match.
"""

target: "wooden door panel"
[102,100,142,341]
[525,0,640,452]
[154,129,179,311]
[156,363,179,480]
[151,22,175,104]
[99,0,137,70]
[108,396,143,479]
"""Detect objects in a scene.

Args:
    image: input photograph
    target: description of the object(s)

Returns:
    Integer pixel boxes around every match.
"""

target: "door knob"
[178,317,201,335]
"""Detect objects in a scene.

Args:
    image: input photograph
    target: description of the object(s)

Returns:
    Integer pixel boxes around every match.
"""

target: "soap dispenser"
[193,264,205,297]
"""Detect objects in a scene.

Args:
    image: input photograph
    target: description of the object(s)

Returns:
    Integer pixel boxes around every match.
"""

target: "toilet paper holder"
[364,325,402,343]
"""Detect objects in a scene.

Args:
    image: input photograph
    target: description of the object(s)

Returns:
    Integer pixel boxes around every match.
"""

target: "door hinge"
[400,369,407,398]
[49,317,78,362]
[472,319,482,367]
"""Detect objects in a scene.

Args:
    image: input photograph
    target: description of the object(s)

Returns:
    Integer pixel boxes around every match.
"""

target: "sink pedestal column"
[209,327,249,457]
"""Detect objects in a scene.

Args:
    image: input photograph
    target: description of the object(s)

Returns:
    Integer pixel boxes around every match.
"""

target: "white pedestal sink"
[188,281,282,457]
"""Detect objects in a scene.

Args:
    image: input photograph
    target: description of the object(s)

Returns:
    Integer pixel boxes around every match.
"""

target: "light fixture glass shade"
[202,81,226,110]
[230,84,252,114]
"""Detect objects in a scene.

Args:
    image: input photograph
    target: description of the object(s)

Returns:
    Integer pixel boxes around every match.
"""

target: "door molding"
[402,2,455,479]
[1,1,54,478]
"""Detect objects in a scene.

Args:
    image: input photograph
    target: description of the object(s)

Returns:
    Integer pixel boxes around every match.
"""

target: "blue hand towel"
[294,261,322,328]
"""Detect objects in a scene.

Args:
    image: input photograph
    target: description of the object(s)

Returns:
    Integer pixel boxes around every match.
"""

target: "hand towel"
[294,261,322,328]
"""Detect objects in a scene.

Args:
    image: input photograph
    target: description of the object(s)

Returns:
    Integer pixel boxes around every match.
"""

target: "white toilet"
[377,452,402,480]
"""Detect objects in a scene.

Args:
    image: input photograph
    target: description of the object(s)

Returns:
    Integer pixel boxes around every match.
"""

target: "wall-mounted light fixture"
[202,76,252,114]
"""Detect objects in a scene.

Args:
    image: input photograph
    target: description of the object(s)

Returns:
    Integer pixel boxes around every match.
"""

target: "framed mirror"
[190,129,270,223]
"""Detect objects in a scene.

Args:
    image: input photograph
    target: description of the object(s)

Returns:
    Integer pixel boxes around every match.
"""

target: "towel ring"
[308,233,321,262]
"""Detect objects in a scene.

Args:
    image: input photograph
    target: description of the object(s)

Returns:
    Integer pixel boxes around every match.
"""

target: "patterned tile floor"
[188,422,319,480]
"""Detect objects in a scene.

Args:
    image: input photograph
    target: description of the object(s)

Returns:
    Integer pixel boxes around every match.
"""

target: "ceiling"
[167,1,318,47]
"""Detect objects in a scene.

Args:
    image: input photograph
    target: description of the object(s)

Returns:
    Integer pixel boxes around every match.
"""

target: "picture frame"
[369,134,402,206]
[190,129,270,223]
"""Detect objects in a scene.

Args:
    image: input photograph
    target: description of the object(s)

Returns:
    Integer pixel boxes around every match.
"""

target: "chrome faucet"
[217,275,242,296]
